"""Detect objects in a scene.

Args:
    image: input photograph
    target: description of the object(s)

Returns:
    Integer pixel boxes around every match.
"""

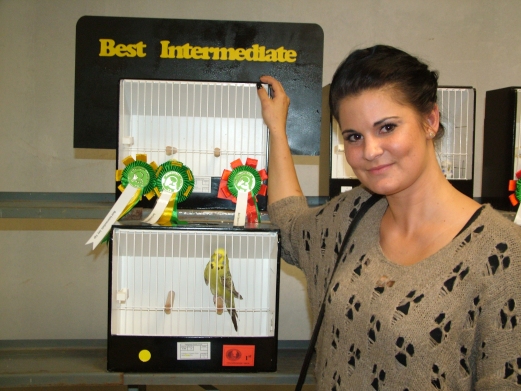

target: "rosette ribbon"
[508,169,521,225]
[86,154,157,249]
[143,160,194,226]
[218,158,267,226]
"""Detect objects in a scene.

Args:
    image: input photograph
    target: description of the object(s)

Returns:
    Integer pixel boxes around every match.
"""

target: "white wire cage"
[110,227,279,338]
[118,80,268,194]
[330,87,475,182]
[435,87,475,180]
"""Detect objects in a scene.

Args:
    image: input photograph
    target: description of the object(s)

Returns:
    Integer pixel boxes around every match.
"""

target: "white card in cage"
[177,341,211,360]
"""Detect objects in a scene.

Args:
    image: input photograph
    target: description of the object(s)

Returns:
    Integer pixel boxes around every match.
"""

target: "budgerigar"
[204,248,243,331]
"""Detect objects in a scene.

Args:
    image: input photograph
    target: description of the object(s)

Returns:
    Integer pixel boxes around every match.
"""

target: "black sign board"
[74,16,324,156]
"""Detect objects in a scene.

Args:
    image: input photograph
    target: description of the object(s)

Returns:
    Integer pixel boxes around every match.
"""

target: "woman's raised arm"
[257,75,304,205]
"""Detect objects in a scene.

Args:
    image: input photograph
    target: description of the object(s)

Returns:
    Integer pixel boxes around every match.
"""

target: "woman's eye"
[343,133,362,143]
[381,123,396,133]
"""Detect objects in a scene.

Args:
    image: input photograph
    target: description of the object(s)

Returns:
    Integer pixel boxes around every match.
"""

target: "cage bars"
[119,80,268,194]
[111,228,278,338]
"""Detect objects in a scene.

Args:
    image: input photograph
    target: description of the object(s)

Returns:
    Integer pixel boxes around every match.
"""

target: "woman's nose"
[363,136,383,160]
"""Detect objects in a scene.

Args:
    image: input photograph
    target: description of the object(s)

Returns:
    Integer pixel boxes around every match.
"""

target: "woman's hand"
[256,75,290,138]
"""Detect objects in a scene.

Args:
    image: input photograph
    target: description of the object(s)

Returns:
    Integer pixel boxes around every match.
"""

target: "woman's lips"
[368,163,392,174]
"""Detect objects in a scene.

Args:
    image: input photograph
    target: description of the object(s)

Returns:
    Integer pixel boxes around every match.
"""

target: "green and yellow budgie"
[204,248,243,331]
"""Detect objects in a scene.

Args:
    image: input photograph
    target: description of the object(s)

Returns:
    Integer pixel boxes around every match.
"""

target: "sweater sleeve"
[267,195,312,267]
[267,187,373,269]
[475,211,521,390]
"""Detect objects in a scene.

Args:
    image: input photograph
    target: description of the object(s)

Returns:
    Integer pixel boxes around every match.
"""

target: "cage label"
[222,345,255,366]
[177,342,211,360]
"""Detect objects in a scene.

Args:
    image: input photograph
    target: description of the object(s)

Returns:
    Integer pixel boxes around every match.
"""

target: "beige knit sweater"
[268,186,521,390]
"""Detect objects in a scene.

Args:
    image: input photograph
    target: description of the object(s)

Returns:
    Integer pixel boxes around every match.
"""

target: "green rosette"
[154,161,194,225]
[227,165,262,222]
[227,165,262,197]
[121,160,156,197]
[95,159,155,247]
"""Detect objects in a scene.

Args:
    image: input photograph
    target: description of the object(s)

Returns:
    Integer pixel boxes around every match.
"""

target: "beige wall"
[1,0,520,340]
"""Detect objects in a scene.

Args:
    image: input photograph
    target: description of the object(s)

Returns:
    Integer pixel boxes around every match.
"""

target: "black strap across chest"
[295,193,383,390]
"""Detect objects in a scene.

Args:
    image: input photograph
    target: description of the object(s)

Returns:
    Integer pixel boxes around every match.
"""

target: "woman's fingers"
[256,76,289,134]
[259,75,287,100]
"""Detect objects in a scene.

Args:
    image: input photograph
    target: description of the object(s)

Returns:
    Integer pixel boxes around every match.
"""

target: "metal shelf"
[0,192,329,220]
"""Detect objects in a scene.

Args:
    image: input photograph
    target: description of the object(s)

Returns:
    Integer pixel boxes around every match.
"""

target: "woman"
[257,45,521,390]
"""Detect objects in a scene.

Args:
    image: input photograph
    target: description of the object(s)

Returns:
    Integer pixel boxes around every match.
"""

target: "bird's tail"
[230,308,238,332]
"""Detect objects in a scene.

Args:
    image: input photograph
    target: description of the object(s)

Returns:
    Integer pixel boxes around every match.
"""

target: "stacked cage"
[329,87,476,197]
[108,80,281,372]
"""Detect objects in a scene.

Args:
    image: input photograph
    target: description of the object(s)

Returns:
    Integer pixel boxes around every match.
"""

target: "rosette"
[143,160,194,226]
[86,154,157,249]
[218,158,267,226]
[508,169,521,225]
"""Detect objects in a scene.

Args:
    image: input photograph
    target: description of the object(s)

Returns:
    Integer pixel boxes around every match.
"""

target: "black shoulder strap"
[295,193,383,390]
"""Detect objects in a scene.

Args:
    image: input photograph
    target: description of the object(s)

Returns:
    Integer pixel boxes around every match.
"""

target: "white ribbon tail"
[233,191,248,227]
[86,184,139,249]
[514,207,521,226]
[142,190,173,224]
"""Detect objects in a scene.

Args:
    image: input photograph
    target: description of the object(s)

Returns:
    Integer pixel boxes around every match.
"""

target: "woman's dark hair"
[329,45,444,138]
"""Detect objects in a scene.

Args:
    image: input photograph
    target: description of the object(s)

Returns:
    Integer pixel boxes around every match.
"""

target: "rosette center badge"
[128,166,151,189]
[233,172,256,193]
[162,171,184,193]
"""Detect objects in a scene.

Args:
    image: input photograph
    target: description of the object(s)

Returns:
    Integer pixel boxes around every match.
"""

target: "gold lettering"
[286,49,297,63]
[99,39,147,57]
[159,40,171,58]
[114,44,126,57]
[265,49,275,62]
[126,44,137,57]
[276,47,286,63]
[192,46,204,60]
[258,45,266,62]
[217,47,235,60]
[157,41,297,63]
[199,47,210,60]
[182,43,193,59]
[171,45,184,58]
[135,42,147,57]
[234,48,246,61]
[99,39,116,56]
[208,47,220,60]
[251,44,260,61]
[244,48,254,61]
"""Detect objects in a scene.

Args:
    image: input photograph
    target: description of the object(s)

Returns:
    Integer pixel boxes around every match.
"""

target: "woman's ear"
[425,104,440,136]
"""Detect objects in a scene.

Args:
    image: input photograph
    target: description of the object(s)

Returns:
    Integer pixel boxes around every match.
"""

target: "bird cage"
[105,79,281,373]
[329,87,476,197]
[482,87,521,211]
[118,79,269,210]
[108,224,281,372]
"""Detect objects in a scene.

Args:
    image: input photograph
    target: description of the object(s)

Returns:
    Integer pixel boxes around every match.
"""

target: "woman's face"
[338,88,438,197]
